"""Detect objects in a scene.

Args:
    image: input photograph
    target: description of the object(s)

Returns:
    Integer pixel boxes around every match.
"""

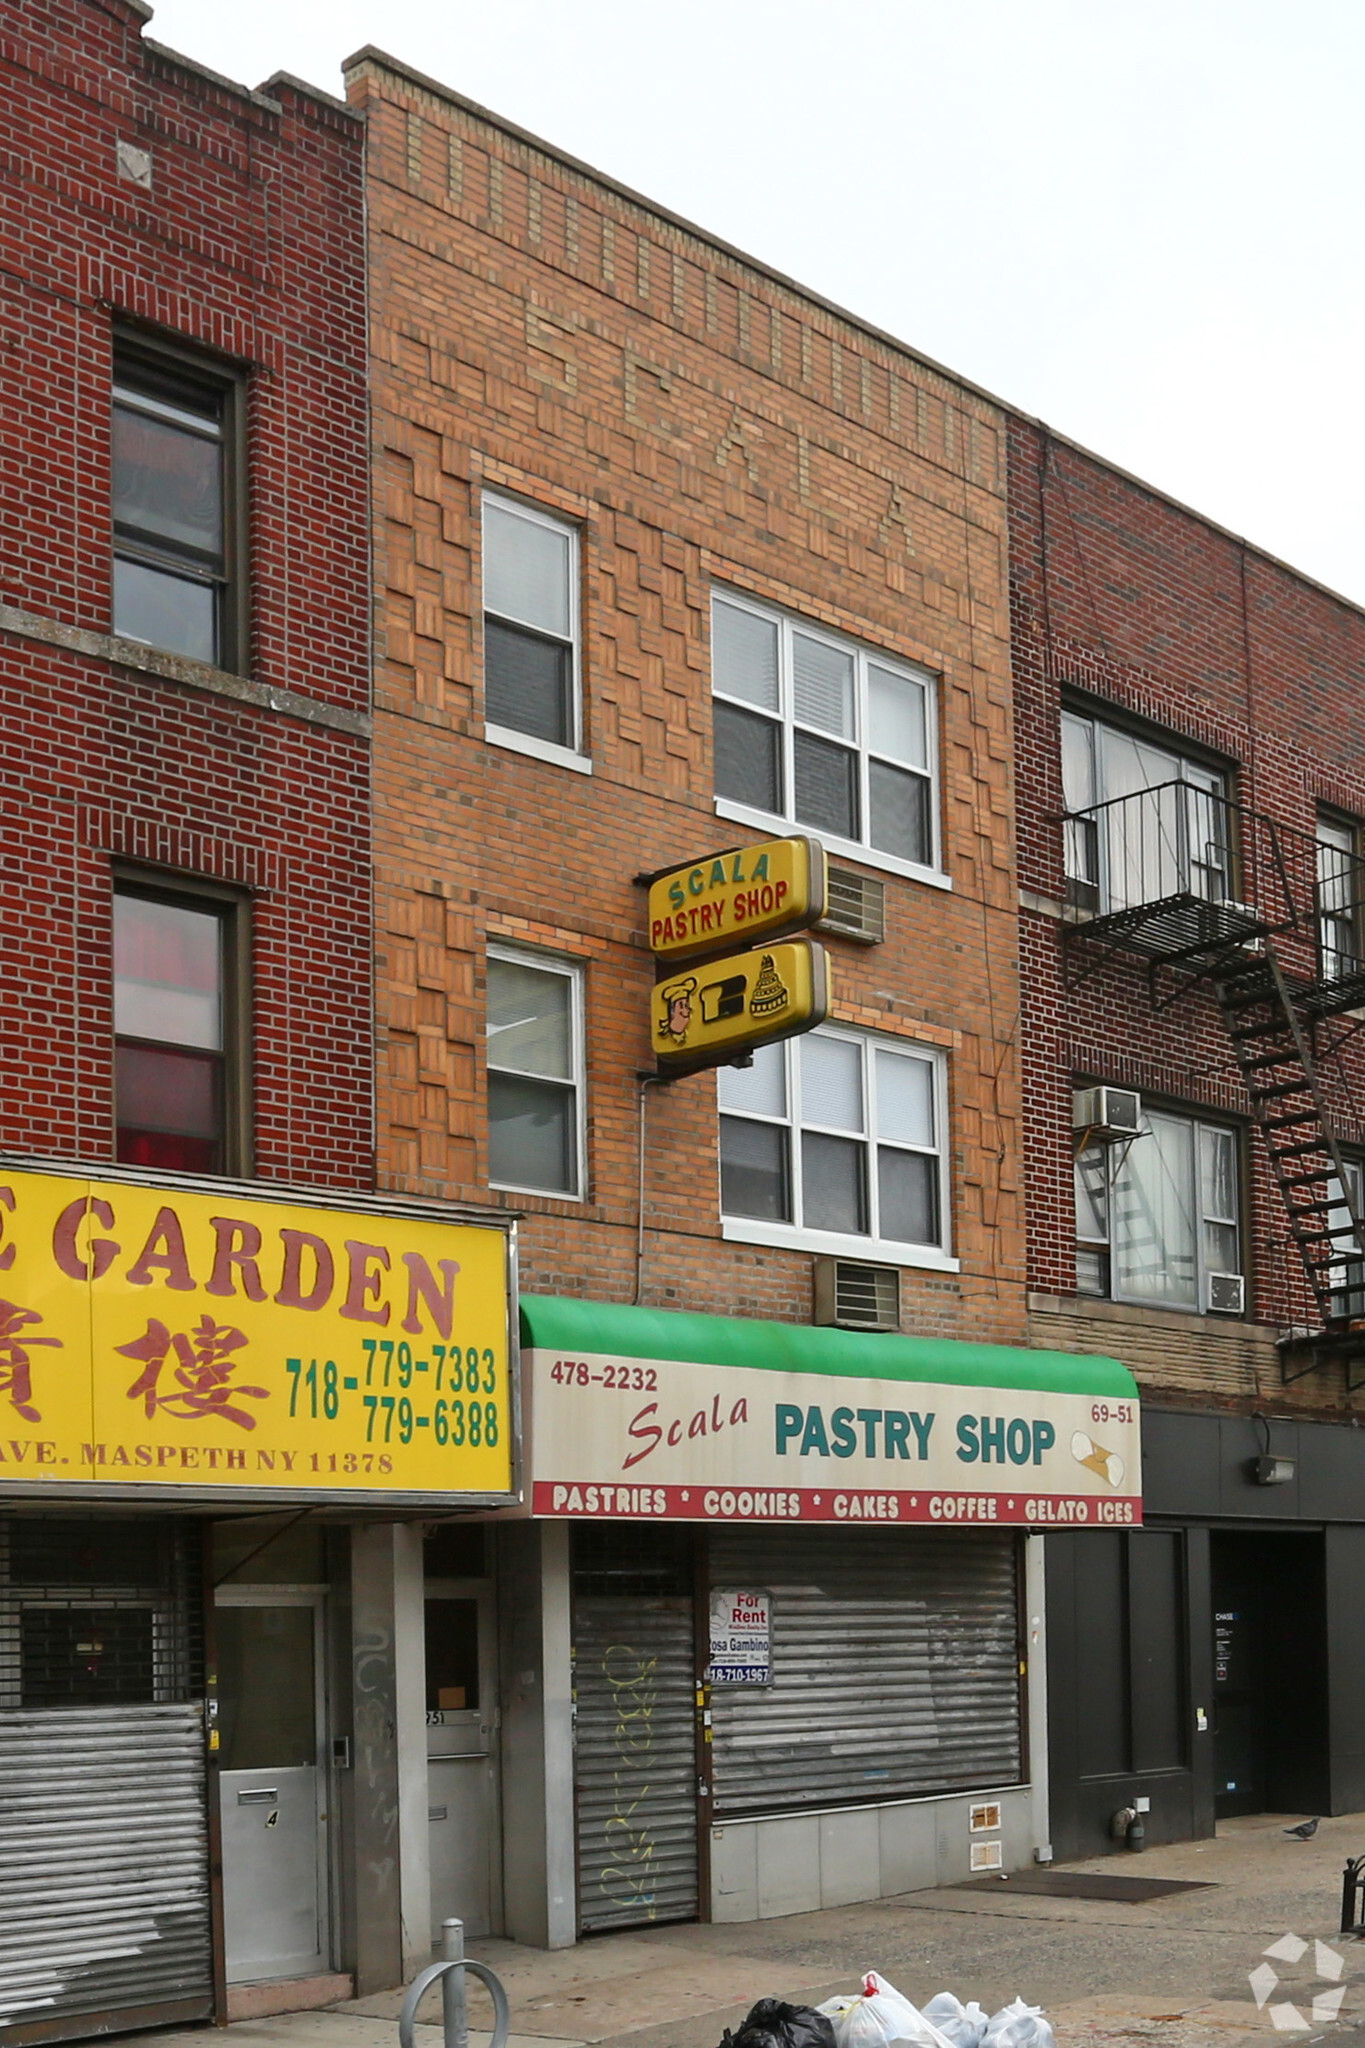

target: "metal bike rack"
[399,1918,511,2048]
[1341,1857,1365,1936]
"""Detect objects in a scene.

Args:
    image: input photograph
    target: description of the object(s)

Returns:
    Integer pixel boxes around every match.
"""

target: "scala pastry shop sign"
[642,837,831,1075]
[523,1351,1143,1527]
[646,837,827,961]
[653,941,829,1071]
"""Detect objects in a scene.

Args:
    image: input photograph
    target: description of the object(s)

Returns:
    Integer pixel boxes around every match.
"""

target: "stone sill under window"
[0,604,370,738]
[485,722,593,775]
[722,1217,959,1271]
[1027,1290,1262,1338]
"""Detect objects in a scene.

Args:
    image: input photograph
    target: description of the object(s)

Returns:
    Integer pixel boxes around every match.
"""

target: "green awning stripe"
[518,1296,1137,1398]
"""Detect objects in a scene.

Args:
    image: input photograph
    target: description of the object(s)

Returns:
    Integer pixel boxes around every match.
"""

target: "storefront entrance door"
[215,1593,327,1984]
[426,1587,501,1940]
[1211,1530,1327,1819]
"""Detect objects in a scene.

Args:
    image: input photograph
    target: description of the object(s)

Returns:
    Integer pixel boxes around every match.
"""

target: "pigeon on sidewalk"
[1285,1818,1321,1839]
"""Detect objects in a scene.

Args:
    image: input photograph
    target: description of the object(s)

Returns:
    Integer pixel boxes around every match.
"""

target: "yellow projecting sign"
[0,1165,514,1502]
[654,941,830,1071]
[648,837,827,962]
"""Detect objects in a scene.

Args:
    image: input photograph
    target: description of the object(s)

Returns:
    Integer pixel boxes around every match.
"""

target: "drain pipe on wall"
[634,1071,668,1306]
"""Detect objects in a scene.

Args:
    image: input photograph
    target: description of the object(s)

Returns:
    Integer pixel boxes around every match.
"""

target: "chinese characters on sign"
[117,1315,265,1429]
[0,1167,513,1499]
[708,1588,772,1684]
[0,1299,61,1422]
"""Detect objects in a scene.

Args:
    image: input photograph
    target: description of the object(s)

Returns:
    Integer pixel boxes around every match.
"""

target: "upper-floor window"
[1061,711,1228,916]
[1316,812,1362,985]
[1075,1104,1241,1312]
[486,948,584,1197]
[114,884,244,1175]
[112,339,243,670]
[1329,1155,1365,1321]
[719,1026,949,1263]
[482,495,584,769]
[711,593,940,879]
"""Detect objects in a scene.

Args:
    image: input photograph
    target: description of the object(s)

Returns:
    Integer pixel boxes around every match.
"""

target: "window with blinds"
[708,1526,1022,1814]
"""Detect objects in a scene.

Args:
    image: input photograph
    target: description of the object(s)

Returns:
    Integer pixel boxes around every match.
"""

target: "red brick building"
[1009,415,1365,1856]
[0,1,430,2030]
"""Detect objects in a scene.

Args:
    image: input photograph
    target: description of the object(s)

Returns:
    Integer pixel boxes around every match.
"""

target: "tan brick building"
[345,49,1131,1950]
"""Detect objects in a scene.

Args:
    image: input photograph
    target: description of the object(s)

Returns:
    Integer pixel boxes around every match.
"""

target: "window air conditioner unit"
[1206,1271,1246,1316]
[1072,1086,1143,1141]
[815,866,886,945]
[813,1259,900,1333]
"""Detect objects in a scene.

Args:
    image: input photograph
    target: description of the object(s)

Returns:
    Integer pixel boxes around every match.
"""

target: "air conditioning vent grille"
[816,866,886,944]
[813,1258,900,1332]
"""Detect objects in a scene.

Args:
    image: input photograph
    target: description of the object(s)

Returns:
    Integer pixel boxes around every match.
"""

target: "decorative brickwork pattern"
[351,52,1027,1342]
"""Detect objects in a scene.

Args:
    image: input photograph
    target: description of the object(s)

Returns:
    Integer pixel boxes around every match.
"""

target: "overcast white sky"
[152,0,1364,607]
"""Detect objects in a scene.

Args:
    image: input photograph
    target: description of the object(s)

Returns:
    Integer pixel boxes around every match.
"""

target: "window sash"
[113,885,238,1177]
[1317,815,1362,982]
[111,351,237,669]
[482,495,581,755]
[1061,715,1230,912]
[486,949,584,1197]
[711,593,938,871]
[719,1029,945,1250]
[1075,1112,1241,1309]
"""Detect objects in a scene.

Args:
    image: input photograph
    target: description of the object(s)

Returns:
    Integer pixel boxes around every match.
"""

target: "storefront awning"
[518,1296,1141,1528]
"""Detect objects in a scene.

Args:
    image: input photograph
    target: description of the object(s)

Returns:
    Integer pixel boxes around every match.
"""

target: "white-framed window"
[1328,1155,1365,1320]
[711,591,943,884]
[1061,710,1228,915]
[486,947,585,1198]
[481,494,587,772]
[1316,812,1362,985]
[718,1026,953,1266]
[1075,1105,1241,1311]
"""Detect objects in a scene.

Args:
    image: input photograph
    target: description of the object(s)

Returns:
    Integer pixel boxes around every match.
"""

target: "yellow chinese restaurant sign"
[0,1166,515,1502]
[654,940,829,1071]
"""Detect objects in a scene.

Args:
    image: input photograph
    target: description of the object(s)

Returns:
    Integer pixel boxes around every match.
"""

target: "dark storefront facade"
[1045,1408,1365,1862]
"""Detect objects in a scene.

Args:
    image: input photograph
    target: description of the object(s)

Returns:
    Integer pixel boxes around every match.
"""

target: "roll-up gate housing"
[0,1518,211,2045]
[709,1525,1023,1814]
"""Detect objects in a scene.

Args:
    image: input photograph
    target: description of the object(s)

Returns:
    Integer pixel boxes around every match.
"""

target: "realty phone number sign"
[0,1165,514,1501]
[526,1349,1141,1526]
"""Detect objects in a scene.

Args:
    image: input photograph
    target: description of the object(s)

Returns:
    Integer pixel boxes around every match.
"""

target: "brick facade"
[1008,413,1365,1412]
[1,0,372,1186]
[347,50,1027,1343]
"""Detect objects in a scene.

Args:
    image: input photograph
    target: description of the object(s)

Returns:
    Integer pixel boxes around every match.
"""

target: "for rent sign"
[0,1164,514,1502]
[524,1346,1141,1526]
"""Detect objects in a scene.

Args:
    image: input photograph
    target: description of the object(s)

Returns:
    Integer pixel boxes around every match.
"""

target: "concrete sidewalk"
[137,1814,1365,2048]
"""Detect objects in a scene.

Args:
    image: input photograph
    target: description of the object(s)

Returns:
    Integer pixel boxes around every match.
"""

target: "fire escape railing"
[1054,784,1365,1375]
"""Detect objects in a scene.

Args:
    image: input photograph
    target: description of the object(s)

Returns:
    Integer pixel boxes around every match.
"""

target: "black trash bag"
[719,1999,838,2048]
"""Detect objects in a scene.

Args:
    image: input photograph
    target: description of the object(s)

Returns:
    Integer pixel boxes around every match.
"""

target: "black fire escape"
[1060,781,1365,1383]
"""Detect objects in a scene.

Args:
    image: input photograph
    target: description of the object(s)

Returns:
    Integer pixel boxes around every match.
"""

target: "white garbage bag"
[981,2001,1055,2048]
[832,1975,957,2048]
[922,1994,989,2048]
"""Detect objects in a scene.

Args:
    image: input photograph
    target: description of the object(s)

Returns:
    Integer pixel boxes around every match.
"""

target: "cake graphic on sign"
[748,953,790,1018]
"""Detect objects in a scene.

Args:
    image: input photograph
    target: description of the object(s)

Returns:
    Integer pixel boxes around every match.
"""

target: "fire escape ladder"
[1212,944,1365,1331]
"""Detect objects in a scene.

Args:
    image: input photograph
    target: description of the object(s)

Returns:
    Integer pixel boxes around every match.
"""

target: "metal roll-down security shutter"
[709,1525,1022,1814]
[572,1527,698,1932]
[0,1518,212,2045]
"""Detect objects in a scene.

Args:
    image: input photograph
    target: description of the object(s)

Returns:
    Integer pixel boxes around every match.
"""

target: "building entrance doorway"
[215,1591,328,1984]
[1211,1530,1327,1819]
